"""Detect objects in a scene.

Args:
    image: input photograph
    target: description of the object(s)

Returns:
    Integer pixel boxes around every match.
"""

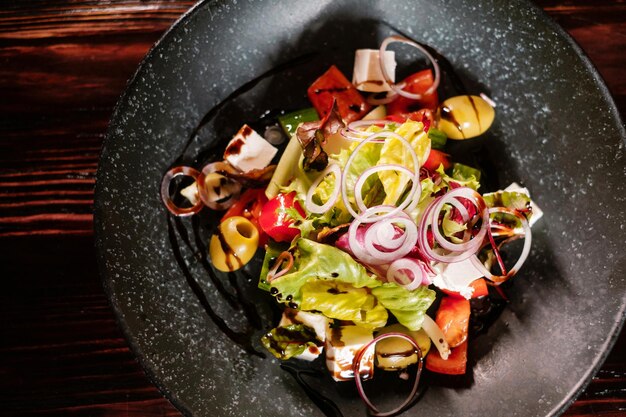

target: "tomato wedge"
[307,65,371,123]
[258,192,306,243]
[386,69,439,115]
[222,188,268,246]
[435,296,470,348]
[441,278,489,299]
[425,340,468,375]
[423,149,452,171]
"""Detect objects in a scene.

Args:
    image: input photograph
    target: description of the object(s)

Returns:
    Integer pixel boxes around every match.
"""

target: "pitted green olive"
[209,216,259,272]
[375,323,431,371]
[438,95,495,140]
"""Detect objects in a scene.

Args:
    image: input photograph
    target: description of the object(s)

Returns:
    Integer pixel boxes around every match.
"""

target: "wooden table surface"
[0,1,624,416]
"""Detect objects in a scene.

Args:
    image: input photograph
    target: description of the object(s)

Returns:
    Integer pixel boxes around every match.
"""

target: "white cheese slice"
[325,324,374,381]
[432,258,484,299]
[352,49,396,93]
[180,182,199,205]
[278,309,327,361]
[504,182,543,226]
[224,124,278,172]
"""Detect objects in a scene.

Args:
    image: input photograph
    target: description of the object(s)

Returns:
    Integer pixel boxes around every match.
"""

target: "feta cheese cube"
[352,49,396,93]
[325,324,374,381]
[224,124,278,172]
[432,258,484,299]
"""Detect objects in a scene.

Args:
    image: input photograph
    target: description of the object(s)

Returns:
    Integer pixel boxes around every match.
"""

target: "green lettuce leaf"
[441,205,468,243]
[300,281,388,329]
[483,190,532,229]
[452,163,481,185]
[270,239,381,306]
[371,283,436,331]
[436,165,480,191]
[378,121,430,206]
[261,324,321,360]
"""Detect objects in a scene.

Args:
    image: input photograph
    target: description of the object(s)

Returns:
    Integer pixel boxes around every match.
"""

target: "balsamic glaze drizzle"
[280,363,344,417]
[167,213,265,358]
[189,215,238,308]
[173,51,319,167]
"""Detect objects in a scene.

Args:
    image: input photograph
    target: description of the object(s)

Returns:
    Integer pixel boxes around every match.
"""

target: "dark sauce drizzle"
[280,363,344,417]
[167,213,264,357]
[172,51,319,167]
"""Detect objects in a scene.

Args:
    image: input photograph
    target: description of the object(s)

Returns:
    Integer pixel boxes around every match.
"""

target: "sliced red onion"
[363,216,417,263]
[267,251,294,282]
[417,188,489,264]
[341,131,420,222]
[470,208,532,285]
[353,164,415,214]
[160,166,203,217]
[421,315,450,360]
[386,258,428,291]
[305,163,341,214]
[379,36,441,100]
[349,119,390,131]
[353,332,423,417]
[430,187,488,253]
[196,162,242,210]
[348,206,416,266]
[340,119,391,143]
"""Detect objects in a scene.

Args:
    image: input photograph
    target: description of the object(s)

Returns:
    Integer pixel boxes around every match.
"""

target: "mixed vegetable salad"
[161,35,541,416]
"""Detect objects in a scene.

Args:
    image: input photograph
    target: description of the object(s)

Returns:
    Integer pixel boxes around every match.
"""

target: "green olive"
[209,216,259,272]
[438,95,495,140]
[375,323,431,371]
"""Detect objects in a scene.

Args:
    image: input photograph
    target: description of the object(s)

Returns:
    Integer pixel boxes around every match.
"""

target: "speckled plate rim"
[95,2,208,415]
[93,1,626,417]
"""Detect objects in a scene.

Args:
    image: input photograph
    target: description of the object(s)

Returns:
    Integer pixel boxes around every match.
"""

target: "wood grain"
[0,1,624,416]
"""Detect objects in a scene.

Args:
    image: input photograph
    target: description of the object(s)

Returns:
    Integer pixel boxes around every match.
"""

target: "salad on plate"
[160,35,542,416]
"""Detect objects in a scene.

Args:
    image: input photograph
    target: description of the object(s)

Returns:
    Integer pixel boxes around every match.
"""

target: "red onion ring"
[386,258,429,290]
[348,206,417,266]
[379,36,441,100]
[340,120,390,142]
[353,332,423,417]
[430,187,488,253]
[305,163,342,214]
[353,164,416,214]
[470,207,532,284]
[160,166,203,217]
[341,131,420,222]
[417,188,489,263]
[267,251,294,282]
[196,162,242,210]
[364,218,417,264]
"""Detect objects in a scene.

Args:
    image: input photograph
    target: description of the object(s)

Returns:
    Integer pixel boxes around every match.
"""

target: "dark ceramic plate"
[95,1,626,416]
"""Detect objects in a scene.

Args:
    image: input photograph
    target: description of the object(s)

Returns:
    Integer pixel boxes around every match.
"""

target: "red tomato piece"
[307,65,371,123]
[423,149,452,171]
[425,340,468,375]
[222,188,269,246]
[436,296,470,348]
[258,192,306,243]
[386,69,439,115]
[441,278,489,299]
